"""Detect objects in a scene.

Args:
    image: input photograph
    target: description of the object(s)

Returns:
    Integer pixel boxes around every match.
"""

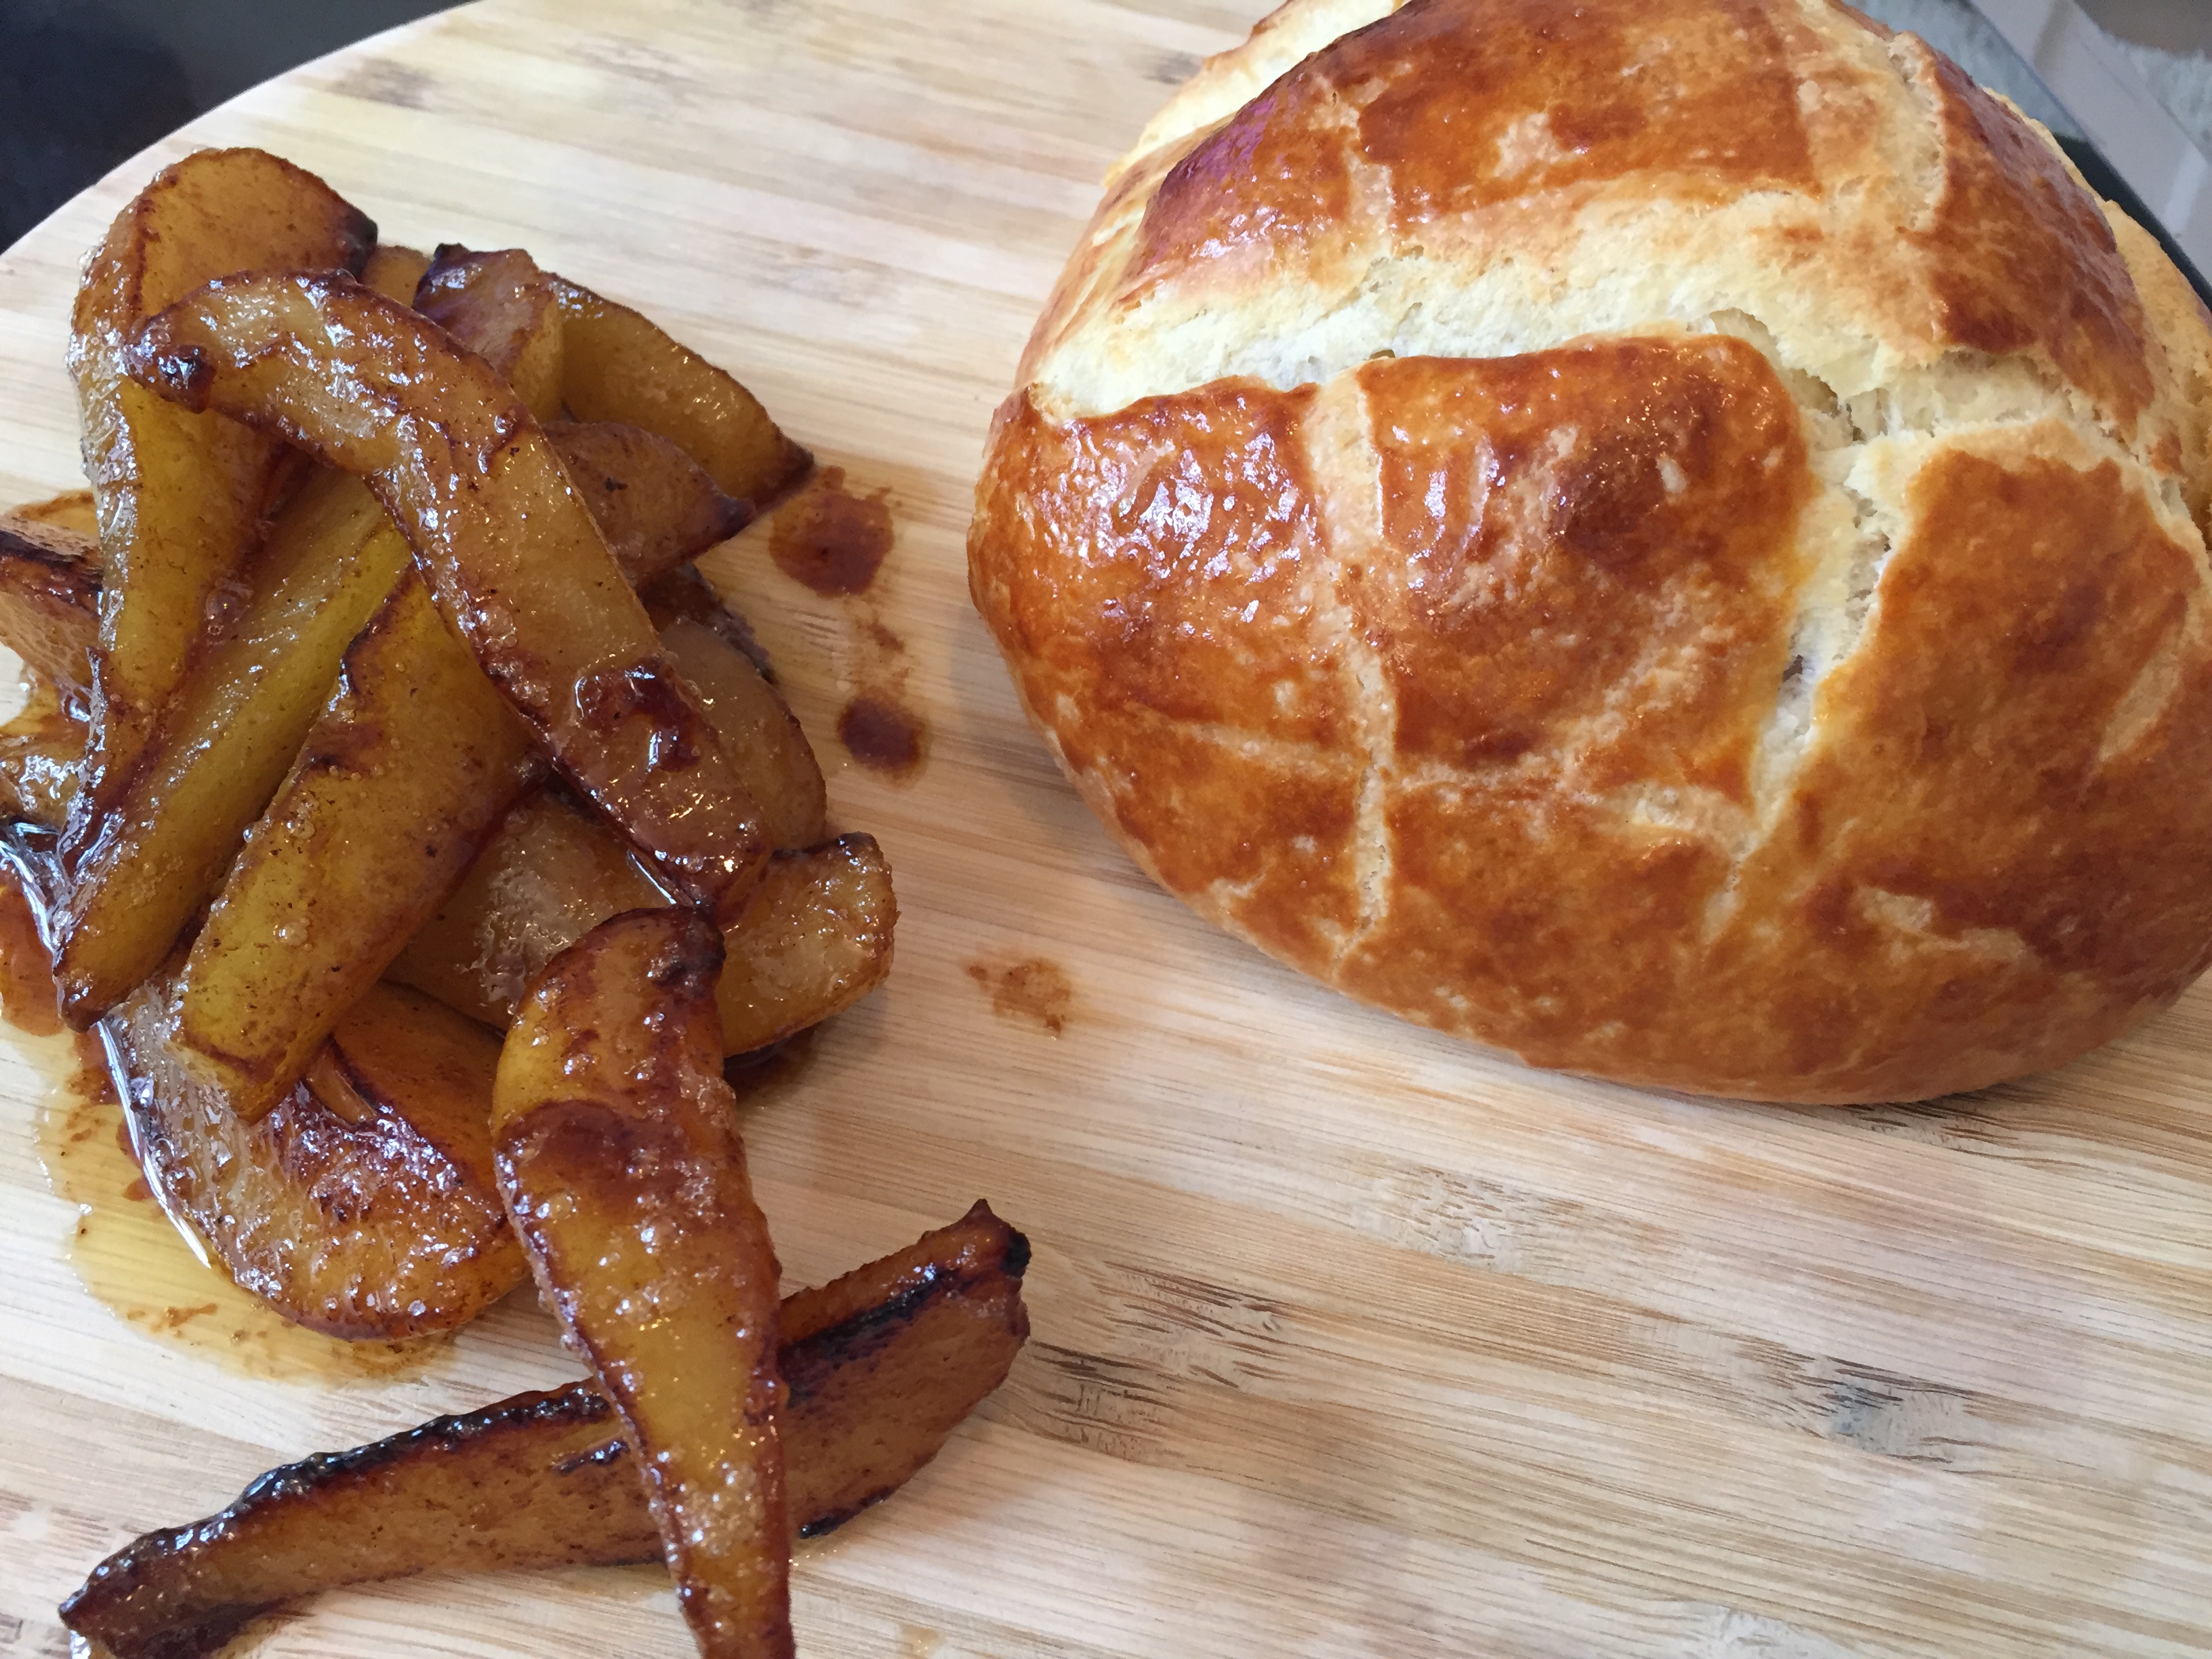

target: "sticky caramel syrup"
[769,465,894,597]
[766,468,931,780]
[837,694,927,778]
[3,881,437,1383]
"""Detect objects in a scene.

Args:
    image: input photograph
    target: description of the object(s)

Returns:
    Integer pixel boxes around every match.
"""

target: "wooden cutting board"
[3,3,2209,1655]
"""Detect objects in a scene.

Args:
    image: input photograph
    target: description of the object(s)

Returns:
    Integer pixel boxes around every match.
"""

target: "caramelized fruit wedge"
[386,787,659,1025]
[50,473,409,1023]
[494,908,791,1659]
[127,272,770,921]
[358,243,431,306]
[4,836,523,1337]
[68,148,373,816]
[659,613,825,850]
[554,274,811,506]
[9,487,99,535]
[173,573,541,1119]
[60,1206,1029,1659]
[390,806,892,1050]
[417,251,752,581]
[0,678,85,829]
[414,244,566,419]
[0,506,99,827]
[548,419,750,586]
[417,245,810,507]
[716,838,897,1053]
[0,512,98,695]
[104,976,526,1337]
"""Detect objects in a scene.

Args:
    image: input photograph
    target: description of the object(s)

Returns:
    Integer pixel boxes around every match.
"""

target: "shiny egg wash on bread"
[970,0,2212,1103]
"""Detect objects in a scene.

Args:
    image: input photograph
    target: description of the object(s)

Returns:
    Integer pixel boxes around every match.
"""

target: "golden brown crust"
[1021,0,2188,470]
[972,0,2212,1101]
[1914,50,2151,431]
[1134,0,1822,291]
[975,380,1361,968]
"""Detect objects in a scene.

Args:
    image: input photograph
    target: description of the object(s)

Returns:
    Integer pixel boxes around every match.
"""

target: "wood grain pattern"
[1,2,2209,1655]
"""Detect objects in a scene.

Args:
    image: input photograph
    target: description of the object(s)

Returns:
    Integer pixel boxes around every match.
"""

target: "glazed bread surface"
[970,0,2212,1102]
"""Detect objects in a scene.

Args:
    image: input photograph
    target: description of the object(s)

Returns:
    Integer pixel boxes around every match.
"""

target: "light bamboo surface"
[2,3,2210,1656]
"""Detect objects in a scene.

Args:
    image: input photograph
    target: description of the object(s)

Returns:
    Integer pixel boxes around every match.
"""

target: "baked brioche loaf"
[968,0,2212,1103]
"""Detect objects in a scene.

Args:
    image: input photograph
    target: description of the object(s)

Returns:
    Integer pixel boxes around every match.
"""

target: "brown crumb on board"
[966,958,1073,1036]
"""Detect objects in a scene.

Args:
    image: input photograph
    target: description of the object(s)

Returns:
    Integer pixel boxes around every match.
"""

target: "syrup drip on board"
[1,880,442,1382]
[768,468,929,779]
[838,695,926,777]
[769,467,894,596]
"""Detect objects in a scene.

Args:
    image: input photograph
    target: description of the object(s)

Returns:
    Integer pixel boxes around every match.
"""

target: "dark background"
[0,0,453,249]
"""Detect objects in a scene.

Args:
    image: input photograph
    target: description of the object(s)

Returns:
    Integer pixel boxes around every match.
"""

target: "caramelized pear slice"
[5,836,524,1343]
[0,677,84,830]
[126,271,769,920]
[0,511,99,695]
[53,473,409,1023]
[106,977,525,1336]
[390,815,891,1051]
[358,242,431,306]
[59,1206,1029,1659]
[554,274,811,506]
[173,573,540,1118]
[8,487,98,535]
[415,243,566,419]
[658,614,825,851]
[385,787,659,1027]
[716,838,897,1053]
[415,244,810,506]
[548,419,751,586]
[494,907,791,1658]
[68,148,373,813]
